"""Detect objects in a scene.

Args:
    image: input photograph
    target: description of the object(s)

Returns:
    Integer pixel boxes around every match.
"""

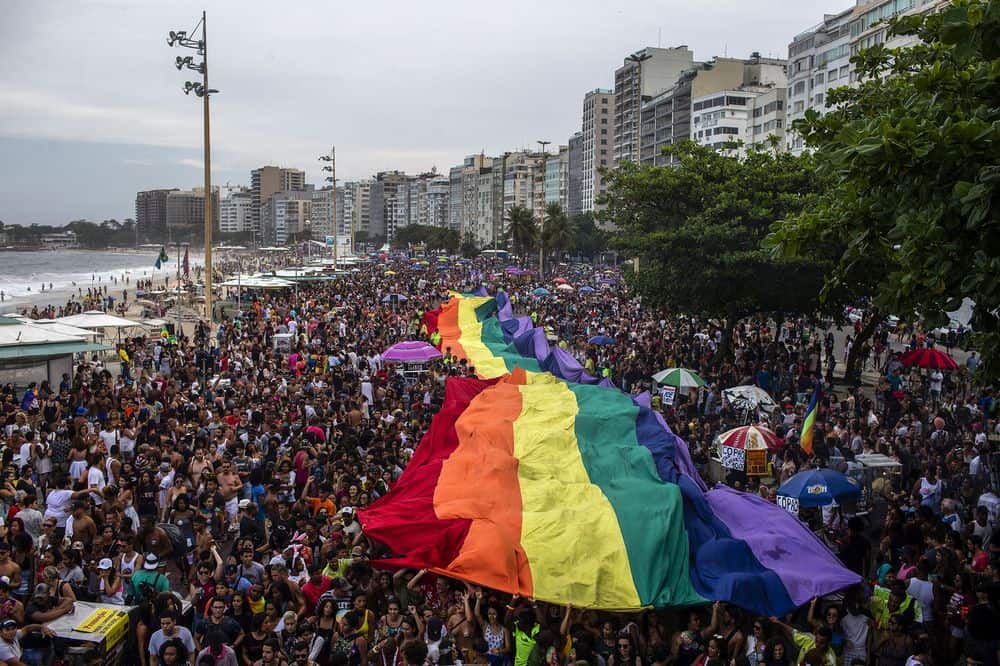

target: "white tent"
[22,320,100,338]
[0,321,89,347]
[54,311,145,329]
[218,277,294,289]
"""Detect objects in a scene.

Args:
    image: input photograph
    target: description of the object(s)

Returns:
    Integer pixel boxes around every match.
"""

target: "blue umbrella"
[532,288,550,296]
[777,468,860,509]
[588,335,615,345]
[579,286,595,293]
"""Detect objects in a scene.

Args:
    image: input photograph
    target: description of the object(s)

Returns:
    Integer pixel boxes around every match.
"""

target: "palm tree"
[505,205,537,260]
[541,203,574,265]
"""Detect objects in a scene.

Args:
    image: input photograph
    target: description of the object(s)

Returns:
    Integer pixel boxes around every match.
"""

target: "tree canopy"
[390,225,460,253]
[767,0,1000,382]
[601,141,829,329]
[505,205,537,260]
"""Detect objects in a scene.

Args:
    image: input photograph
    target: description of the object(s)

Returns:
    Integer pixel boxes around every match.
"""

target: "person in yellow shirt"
[769,617,836,666]
[118,345,132,382]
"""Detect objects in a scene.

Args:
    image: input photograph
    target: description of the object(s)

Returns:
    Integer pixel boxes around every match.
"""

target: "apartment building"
[786,8,853,154]
[613,46,695,164]
[218,189,253,234]
[581,89,614,212]
[250,166,306,238]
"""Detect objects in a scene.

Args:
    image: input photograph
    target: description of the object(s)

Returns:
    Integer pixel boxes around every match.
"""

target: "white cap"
[97,558,113,570]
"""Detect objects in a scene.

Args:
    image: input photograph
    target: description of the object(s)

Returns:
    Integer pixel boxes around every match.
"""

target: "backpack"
[130,572,164,606]
[158,522,188,557]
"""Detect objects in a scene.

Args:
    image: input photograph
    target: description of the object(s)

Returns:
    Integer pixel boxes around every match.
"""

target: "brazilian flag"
[154,247,169,270]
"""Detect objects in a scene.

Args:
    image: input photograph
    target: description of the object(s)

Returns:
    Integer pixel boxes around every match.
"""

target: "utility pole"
[202,11,213,328]
[168,13,218,328]
[536,140,550,277]
[319,147,336,266]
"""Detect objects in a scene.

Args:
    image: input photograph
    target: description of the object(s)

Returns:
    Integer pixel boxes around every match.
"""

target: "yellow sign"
[74,607,130,649]
[746,449,769,476]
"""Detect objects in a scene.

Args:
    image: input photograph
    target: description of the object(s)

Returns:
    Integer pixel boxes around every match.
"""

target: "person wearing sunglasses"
[609,634,642,666]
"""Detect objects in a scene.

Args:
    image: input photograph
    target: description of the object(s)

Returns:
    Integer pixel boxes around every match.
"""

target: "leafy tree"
[541,203,575,265]
[767,0,1000,382]
[505,205,537,260]
[391,225,460,253]
[601,141,828,361]
[570,212,609,260]
[460,235,479,258]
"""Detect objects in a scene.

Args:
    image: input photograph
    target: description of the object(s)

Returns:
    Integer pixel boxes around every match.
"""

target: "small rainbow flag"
[800,386,821,456]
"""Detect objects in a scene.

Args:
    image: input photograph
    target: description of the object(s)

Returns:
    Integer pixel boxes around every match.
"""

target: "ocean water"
[0,249,203,307]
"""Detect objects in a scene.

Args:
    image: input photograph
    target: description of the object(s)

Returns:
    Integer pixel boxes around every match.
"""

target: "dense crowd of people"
[0,254,997,666]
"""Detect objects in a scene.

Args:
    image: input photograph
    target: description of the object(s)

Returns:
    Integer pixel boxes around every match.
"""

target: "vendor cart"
[854,453,903,515]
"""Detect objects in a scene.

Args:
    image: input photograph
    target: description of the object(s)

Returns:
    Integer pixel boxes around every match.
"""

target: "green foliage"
[769,0,1000,382]
[391,225,460,253]
[505,205,537,259]
[601,141,828,322]
[460,235,479,258]
[540,203,575,261]
[570,212,610,260]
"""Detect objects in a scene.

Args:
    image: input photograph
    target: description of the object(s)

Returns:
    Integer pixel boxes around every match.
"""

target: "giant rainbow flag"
[359,292,859,614]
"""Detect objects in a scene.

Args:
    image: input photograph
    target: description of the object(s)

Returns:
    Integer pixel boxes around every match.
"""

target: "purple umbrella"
[382,340,443,363]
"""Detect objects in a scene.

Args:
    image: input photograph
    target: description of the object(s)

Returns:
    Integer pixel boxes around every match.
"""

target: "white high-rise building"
[613,46,696,164]
[310,188,335,239]
[786,0,947,154]
[581,89,614,212]
[219,188,252,234]
[786,8,853,154]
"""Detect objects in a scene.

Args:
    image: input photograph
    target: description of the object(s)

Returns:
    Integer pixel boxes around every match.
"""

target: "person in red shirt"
[300,567,333,617]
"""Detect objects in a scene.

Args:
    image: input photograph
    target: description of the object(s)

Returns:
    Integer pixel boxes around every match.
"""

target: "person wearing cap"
[238,500,266,547]
[25,581,74,625]
[224,564,252,595]
[96,558,125,605]
[130,553,171,604]
[0,618,55,664]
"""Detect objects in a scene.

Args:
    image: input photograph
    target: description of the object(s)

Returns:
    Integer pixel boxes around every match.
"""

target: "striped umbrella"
[717,425,784,452]
[652,368,706,388]
[898,348,957,370]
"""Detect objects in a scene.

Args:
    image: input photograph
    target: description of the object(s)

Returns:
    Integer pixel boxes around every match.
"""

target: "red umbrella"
[718,425,784,452]
[898,348,957,370]
[552,277,568,284]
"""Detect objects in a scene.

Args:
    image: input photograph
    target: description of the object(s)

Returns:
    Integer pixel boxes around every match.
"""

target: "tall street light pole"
[169,13,218,327]
[318,147,336,267]
[536,140,550,277]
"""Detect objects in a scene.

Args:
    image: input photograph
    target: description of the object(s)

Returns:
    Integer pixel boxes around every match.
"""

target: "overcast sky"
[0,0,848,226]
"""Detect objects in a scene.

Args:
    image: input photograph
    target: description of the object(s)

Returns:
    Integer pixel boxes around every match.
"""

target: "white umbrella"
[722,385,777,413]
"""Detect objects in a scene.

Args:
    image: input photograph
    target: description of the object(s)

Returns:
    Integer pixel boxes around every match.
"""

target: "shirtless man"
[0,545,21,593]
[69,502,97,546]
[189,447,213,488]
[138,515,174,562]
[217,459,243,533]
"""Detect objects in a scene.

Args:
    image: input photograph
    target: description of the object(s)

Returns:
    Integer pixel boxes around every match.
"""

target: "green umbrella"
[652,368,706,388]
